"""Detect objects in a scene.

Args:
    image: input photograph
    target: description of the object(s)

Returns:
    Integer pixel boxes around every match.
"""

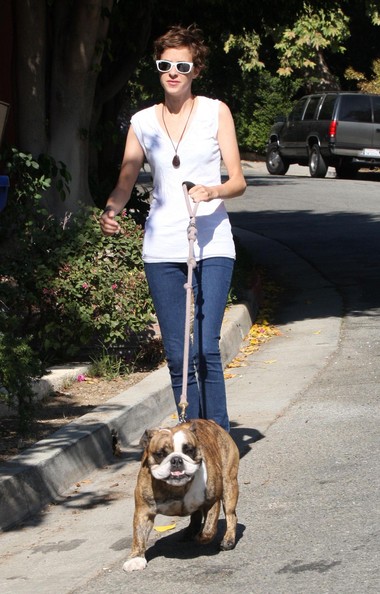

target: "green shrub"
[0,321,44,433]
[0,148,155,363]
[0,148,55,426]
[35,208,155,359]
[234,70,302,154]
[1,206,154,362]
[0,147,156,427]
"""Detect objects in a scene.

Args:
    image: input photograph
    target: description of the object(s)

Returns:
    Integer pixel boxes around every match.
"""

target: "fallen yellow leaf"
[227,361,245,368]
[224,372,236,379]
[154,523,176,533]
[242,345,259,355]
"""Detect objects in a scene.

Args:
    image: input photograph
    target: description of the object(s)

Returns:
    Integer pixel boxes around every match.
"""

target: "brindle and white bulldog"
[123,418,239,572]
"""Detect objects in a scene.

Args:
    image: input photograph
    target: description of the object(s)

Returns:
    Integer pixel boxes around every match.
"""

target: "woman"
[100,25,246,432]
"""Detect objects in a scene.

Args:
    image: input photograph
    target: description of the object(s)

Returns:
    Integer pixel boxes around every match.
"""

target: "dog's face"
[140,425,202,487]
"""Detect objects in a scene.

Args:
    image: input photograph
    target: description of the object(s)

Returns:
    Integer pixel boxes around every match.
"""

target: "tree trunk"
[90,0,154,206]
[14,0,114,219]
[46,0,114,217]
[14,0,47,155]
[311,50,341,92]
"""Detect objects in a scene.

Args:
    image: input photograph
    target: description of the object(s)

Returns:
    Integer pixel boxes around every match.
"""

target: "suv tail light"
[329,120,337,139]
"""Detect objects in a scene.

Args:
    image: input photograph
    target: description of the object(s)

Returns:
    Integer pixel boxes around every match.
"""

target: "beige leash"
[178,181,198,423]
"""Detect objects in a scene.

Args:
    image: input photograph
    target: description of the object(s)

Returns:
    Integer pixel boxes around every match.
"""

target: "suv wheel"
[309,145,328,178]
[266,143,289,175]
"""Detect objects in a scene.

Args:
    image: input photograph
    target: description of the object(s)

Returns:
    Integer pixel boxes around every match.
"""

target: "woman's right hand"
[99,126,145,236]
[100,209,121,236]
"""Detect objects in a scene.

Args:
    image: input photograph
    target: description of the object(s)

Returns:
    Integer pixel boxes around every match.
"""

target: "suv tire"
[309,144,328,178]
[266,143,289,175]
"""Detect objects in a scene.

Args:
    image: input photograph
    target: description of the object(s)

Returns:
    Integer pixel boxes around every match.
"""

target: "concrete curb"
[33,363,90,400]
[0,297,257,531]
[0,364,90,417]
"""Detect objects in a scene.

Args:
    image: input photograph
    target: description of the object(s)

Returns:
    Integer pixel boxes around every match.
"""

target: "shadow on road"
[145,520,246,565]
[229,195,380,320]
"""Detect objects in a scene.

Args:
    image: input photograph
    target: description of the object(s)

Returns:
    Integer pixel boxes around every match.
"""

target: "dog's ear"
[188,421,198,434]
[139,428,159,449]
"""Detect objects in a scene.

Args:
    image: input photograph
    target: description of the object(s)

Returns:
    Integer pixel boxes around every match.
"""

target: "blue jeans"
[144,257,234,431]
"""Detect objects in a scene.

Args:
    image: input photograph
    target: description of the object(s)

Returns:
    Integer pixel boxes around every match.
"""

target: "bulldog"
[123,418,239,572]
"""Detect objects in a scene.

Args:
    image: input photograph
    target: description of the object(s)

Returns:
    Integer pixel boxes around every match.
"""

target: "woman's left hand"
[188,184,215,203]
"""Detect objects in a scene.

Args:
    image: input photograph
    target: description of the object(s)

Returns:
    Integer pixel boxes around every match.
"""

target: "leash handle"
[183,180,195,190]
[182,181,198,218]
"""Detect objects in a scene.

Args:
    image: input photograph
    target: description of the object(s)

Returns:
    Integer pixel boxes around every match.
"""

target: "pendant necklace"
[162,98,195,168]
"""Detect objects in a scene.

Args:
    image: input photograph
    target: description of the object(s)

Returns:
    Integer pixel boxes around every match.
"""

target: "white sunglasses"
[156,60,194,74]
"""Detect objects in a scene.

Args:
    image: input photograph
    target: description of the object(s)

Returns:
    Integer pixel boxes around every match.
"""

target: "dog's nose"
[171,456,184,470]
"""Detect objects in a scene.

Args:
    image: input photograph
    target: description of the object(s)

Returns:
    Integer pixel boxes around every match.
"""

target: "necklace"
[162,98,195,168]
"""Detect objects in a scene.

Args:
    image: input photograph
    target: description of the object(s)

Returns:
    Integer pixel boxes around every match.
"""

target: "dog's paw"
[123,556,147,572]
[220,537,236,551]
[195,531,215,545]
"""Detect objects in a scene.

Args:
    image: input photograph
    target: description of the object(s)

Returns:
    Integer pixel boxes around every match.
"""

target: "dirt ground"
[0,371,149,464]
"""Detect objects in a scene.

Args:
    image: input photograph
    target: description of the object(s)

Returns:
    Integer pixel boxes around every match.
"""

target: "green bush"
[0,148,55,425]
[0,320,44,433]
[0,148,156,427]
[35,208,155,359]
[234,70,302,154]
[0,147,155,361]
[1,205,154,362]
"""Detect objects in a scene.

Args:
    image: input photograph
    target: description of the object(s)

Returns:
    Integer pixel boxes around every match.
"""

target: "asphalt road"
[229,163,380,318]
[1,163,379,593]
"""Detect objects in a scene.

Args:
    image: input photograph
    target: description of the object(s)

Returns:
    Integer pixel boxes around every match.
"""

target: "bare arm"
[100,126,145,236]
[189,101,246,203]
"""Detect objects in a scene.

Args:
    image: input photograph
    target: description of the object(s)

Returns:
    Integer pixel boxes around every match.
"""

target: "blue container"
[0,175,9,212]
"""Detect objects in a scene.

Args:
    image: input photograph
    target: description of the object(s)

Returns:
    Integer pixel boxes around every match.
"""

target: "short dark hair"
[154,25,209,72]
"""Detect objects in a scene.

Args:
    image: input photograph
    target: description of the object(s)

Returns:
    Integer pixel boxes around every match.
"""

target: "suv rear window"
[339,95,371,123]
[318,94,337,120]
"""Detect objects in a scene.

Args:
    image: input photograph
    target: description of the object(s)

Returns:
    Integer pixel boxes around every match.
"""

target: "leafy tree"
[224,29,265,72]
[366,0,380,25]
[273,3,349,89]
[345,59,380,93]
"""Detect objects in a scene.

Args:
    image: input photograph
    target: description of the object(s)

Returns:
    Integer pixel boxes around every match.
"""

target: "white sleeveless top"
[131,96,235,263]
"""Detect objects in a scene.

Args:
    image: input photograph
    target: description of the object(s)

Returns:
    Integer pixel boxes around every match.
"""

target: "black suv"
[266,92,380,178]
